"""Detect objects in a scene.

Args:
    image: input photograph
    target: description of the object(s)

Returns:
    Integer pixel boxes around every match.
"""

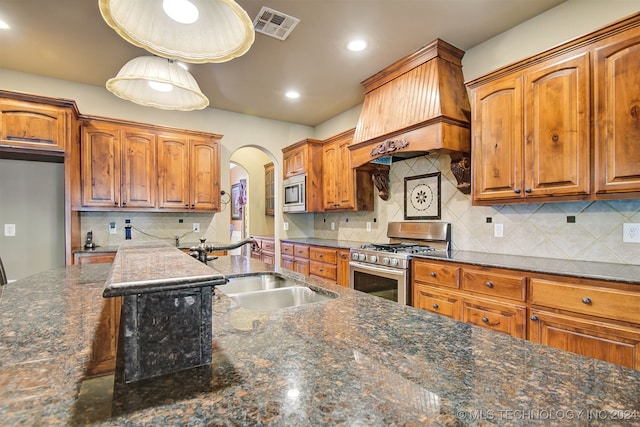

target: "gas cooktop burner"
[362,243,437,254]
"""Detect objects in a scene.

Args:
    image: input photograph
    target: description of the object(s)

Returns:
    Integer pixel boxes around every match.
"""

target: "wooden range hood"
[349,38,472,195]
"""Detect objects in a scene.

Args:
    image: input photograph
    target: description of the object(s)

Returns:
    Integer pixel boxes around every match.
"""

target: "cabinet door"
[81,122,121,208]
[337,249,350,287]
[190,139,220,211]
[529,309,640,370]
[121,129,156,208]
[264,163,275,215]
[0,98,68,152]
[157,135,190,209]
[322,141,339,209]
[283,145,305,177]
[337,139,356,209]
[524,52,591,197]
[594,26,640,194]
[471,75,523,201]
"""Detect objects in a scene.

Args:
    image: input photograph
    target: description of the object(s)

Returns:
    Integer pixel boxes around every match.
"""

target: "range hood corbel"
[348,38,472,196]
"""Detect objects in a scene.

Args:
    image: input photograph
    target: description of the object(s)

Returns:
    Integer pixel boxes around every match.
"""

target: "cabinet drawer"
[412,260,460,289]
[281,256,294,270]
[310,260,337,281]
[530,278,640,324]
[295,259,310,276]
[413,285,461,320]
[462,298,526,339]
[294,244,309,259]
[462,269,526,301]
[281,242,294,256]
[261,239,275,252]
[310,246,337,264]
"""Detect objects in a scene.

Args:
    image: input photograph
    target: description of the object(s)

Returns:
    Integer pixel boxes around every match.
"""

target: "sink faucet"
[189,237,258,264]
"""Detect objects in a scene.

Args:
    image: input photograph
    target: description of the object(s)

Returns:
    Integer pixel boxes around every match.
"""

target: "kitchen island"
[1,249,640,425]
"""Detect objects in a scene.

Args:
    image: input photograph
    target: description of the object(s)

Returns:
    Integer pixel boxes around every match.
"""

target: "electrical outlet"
[366,222,372,232]
[331,222,336,231]
[109,222,117,235]
[494,223,504,238]
[4,224,16,237]
[283,222,289,231]
[193,223,200,232]
[623,223,640,243]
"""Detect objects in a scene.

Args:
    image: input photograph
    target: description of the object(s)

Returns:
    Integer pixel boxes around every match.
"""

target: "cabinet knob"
[514,189,521,194]
[482,317,489,323]
[581,297,592,305]
[319,254,323,258]
[530,315,539,321]
[191,204,195,208]
[122,201,126,206]
[432,303,439,309]
[114,201,119,206]
[525,188,532,193]
[319,268,323,272]
[485,281,494,288]
[185,204,189,208]
[430,272,437,277]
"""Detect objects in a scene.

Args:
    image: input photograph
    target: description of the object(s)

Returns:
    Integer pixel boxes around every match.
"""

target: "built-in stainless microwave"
[283,174,306,212]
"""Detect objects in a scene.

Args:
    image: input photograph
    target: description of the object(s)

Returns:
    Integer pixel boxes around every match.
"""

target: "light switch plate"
[366,222,372,232]
[192,223,200,232]
[494,223,504,238]
[283,222,289,231]
[623,223,640,243]
[109,222,117,235]
[4,224,16,237]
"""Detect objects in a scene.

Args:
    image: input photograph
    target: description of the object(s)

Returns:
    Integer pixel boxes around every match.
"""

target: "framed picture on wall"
[231,183,241,220]
[404,172,441,220]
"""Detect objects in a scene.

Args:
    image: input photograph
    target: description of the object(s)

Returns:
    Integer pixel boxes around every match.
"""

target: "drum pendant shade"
[99,0,255,63]
[106,56,209,111]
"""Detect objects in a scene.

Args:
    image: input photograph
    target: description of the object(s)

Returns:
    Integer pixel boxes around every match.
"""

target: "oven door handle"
[349,261,406,277]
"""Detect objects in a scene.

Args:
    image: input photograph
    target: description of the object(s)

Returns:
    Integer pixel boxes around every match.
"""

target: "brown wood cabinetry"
[310,246,338,282]
[467,13,640,205]
[281,242,349,285]
[251,236,275,265]
[281,138,323,212]
[336,249,350,287]
[413,257,640,369]
[469,51,590,204]
[81,120,156,209]
[0,92,76,153]
[73,252,116,265]
[264,162,274,215]
[322,128,374,212]
[281,242,310,275]
[594,24,640,195]
[157,134,220,211]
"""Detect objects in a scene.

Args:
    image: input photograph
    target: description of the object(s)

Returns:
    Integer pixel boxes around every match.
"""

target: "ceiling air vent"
[253,6,300,41]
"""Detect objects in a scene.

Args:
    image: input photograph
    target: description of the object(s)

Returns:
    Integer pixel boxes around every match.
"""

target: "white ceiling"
[0,0,566,126]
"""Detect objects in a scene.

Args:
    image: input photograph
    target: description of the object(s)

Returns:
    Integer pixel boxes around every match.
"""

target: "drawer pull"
[530,315,539,321]
[432,303,439,309]
[581,297,592,305]
[485,281,494,288]
[482,317,489,323]
[430,272,437,277]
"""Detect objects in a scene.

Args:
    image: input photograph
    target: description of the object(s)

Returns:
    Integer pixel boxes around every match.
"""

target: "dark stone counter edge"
[103,275,227,297]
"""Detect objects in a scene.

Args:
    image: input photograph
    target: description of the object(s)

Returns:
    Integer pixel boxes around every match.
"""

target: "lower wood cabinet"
[251,236,275,265]
[281,242,349,287]
[412,258,640,370]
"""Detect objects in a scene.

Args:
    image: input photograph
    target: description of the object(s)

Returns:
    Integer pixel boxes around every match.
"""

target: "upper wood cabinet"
[264,162,274,216]
[467,12,640,205]
[157,134,220,211]
[593,24,640,194]
[469,51,591,203]
[282,138,322,178]
[79,117,221,212]
[322,128,374,212]
[81,120,156,209]
[0,91,77,153]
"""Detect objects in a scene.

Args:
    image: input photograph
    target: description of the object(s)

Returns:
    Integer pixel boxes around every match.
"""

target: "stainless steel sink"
[218,274,294,294]
[219,274,337,311]
[228,286,336,311]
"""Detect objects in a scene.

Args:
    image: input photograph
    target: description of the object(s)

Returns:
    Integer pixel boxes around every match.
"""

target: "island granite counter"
[1,251,640,425]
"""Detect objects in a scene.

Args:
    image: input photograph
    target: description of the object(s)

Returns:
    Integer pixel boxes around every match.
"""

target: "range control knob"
[390,258,399,267]
[351,252,359,260]
[369,255,378,263]
[358,253,366,261]
[382,257,390,265]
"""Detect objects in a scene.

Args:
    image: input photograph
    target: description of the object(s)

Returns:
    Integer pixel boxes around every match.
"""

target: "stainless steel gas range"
[349,222,451,305]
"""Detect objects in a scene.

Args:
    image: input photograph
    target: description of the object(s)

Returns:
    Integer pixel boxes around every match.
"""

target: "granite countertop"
[1,252,640,425]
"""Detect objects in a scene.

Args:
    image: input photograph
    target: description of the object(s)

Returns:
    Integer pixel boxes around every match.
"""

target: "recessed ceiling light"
[163,0,199,24]
[285,91,300,99]
[0,19,10,30]
[347,40,367,52]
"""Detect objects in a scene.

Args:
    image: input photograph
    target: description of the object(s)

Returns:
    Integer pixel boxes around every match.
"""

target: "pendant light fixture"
[99,0,255,64]
[106,56,209,111]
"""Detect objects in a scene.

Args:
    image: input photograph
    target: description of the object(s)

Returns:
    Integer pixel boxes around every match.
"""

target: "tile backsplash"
[80,212,218,248]
[314,154,640,265]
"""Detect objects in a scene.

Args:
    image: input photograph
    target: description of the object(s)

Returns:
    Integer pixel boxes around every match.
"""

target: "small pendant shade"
[99,0,255,64]
[106,56,209,111]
